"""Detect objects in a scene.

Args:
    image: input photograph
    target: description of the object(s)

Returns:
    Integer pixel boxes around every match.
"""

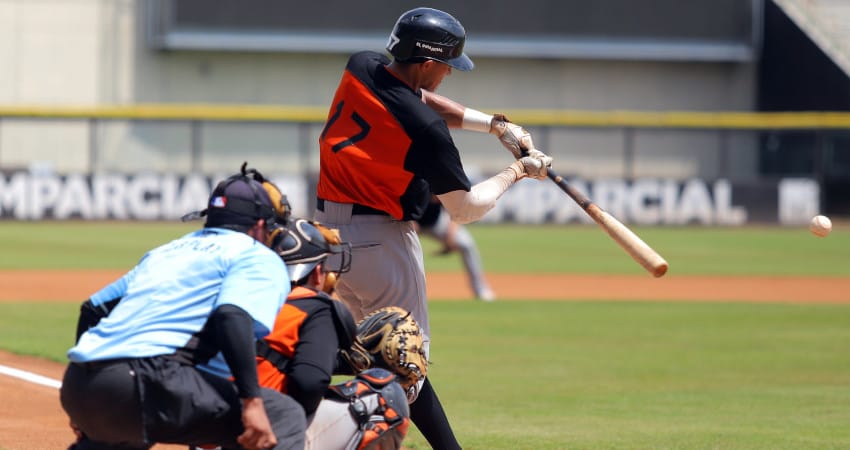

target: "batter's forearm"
[422,89,507,136]
[421,89,466,128]
[437,162,524,224]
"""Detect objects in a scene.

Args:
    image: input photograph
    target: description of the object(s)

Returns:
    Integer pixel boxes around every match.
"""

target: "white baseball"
[809,215,832,237]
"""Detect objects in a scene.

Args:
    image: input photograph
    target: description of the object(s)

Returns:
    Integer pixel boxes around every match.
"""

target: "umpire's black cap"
[204,175,276,228]
[182,172,276,229]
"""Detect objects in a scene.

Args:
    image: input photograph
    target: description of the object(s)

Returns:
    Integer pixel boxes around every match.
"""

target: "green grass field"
[1,221,849,449]
[2,221,849,275]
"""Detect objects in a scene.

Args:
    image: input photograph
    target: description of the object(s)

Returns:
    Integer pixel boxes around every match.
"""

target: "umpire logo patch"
[211,196,227,208]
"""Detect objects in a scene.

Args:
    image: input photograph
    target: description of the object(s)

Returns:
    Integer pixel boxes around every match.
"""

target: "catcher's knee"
[324,368,411,450]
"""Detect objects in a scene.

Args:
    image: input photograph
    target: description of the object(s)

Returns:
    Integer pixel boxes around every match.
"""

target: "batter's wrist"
[508,161,526,180]
[461,108,494,133]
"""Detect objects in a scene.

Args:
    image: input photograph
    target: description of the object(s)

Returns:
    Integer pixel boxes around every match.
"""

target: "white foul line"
[0,364,62,389]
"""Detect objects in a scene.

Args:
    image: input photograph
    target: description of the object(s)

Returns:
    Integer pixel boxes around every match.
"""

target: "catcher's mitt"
[341,307,428,394]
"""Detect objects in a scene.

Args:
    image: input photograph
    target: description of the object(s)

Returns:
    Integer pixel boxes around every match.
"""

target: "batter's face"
[420,60,452,91]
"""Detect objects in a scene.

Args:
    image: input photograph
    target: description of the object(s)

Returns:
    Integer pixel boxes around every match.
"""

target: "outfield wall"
[0,169,819,226]
[0,0,759,180]
[0,0,842,219]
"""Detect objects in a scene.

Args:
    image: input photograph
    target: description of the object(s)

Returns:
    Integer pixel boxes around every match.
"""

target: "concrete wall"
[0,0,758,178]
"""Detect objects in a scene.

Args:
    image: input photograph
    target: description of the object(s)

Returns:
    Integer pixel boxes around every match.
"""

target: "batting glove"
[490,119,535,160]
[512,154,551,180]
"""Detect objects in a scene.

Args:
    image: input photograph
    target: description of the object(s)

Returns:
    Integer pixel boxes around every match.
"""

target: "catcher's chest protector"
[325,368,411,450]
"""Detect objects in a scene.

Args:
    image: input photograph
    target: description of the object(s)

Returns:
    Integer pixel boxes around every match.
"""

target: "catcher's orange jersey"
[317,51,470,221]
[255,287,313,392]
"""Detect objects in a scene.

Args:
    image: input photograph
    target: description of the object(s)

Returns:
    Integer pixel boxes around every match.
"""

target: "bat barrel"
[545,167,669,278]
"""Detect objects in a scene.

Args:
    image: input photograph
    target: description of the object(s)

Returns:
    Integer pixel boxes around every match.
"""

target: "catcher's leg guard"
[309,368,410,450]
[305,397,363,450]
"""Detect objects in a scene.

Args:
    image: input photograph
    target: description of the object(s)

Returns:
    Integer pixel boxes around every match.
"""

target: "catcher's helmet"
[272,218,352,284]
[386,7,474,71]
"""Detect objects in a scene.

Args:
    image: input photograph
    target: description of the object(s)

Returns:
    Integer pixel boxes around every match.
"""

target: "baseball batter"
[315,7,552,449]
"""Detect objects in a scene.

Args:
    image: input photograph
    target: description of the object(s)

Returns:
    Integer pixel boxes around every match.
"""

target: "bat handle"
[519,147,588,208]
[546,167,592,212]
[520,149,587,205]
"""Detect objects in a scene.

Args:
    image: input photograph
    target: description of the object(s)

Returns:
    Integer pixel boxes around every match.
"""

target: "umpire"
[60,165,306,450]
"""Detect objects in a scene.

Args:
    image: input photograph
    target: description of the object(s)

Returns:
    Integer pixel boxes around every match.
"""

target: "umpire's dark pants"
[60,356,305,450]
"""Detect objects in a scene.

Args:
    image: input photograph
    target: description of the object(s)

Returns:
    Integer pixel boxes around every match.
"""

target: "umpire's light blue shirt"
[68,228,289,378]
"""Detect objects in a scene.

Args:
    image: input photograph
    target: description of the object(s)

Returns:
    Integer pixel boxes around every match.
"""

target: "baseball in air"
[809,215,832,237]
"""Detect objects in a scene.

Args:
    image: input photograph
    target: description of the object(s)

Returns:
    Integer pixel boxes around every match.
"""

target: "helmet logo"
[415,41,444,54]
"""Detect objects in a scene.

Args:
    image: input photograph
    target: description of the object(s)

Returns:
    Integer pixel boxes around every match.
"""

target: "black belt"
[74,358,134,371]
[316,198,388,216]
[73,354,186,371]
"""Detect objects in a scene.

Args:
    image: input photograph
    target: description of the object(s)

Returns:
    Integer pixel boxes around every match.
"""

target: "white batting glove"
[490,119,535,160]
[512,155,551,180]
[525,148,552,165]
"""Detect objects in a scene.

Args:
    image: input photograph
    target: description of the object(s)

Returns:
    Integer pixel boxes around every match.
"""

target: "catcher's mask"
[182,162,290,245]
[272,217,352,287]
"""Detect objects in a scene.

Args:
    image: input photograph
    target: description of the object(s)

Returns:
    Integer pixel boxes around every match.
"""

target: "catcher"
[252,217,428,450]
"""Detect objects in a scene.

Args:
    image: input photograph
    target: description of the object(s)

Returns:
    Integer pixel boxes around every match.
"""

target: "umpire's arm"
[209,304,263,398]
[75,297,121,342]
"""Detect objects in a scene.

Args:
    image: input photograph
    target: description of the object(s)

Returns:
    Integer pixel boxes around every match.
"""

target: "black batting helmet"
[386,7,474,71]
[272,218,352,285]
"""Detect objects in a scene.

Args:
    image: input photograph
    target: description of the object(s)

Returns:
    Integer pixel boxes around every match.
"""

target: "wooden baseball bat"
[545,168,669,278]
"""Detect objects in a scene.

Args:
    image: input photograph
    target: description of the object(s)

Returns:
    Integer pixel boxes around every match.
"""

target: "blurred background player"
[61,164,305,450]
[415,196,495,301]
[315,6,552,449]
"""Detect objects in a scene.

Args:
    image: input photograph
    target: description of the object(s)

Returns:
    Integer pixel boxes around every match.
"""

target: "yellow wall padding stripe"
[504,110,850,129]
[3,105,850,129]
[0,104,329,123]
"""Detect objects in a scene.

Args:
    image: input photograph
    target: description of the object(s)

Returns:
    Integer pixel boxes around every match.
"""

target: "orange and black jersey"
[256,287,344,416]
[318,51,471,221]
